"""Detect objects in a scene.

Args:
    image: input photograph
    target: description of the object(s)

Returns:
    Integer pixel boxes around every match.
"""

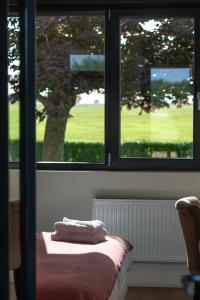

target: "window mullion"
[105,8,112,167]
[194,14,200,166]
[110,11,120,167]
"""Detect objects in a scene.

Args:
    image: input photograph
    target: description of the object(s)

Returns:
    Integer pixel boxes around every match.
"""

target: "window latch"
[108,8,111,21]
[197,92,200,111]
[108,152,111,167]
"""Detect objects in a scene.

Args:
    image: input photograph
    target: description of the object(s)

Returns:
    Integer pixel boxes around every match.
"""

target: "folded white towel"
[51,218,108,244]
[63,217,105,230]
[51,225,107,244]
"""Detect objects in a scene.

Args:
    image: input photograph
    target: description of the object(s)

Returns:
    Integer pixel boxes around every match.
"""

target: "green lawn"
[9,103,193,143]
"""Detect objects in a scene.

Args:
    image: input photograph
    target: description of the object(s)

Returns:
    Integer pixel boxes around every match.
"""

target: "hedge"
[9,139,193,162]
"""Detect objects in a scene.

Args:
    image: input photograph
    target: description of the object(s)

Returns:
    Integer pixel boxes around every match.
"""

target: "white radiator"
[92,199,186,262]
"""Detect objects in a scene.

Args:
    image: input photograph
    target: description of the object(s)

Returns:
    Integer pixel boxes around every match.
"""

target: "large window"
[8,7,200,170]
[9,14,105,164]
[36,15,105,163]
[120,17,194,159]
[110,8,200,171]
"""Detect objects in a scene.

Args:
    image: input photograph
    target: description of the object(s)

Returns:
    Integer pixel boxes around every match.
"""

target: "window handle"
[197,92,200,111]
[107,152,111,167]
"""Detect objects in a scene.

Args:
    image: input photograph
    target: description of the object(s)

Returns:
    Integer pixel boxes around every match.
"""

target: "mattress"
[36,232,133,300]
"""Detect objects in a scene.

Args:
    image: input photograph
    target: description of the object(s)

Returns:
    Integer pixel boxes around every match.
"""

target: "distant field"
[9,103,193,143]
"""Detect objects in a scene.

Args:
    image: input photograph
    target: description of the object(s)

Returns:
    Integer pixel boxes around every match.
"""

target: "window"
[8,6,200,170]
[120,16,194,159]
[9,13,105,165]
[8,15,20,164]
[120,15,194,156]
[36,15,105,163]
[110,8,200,171]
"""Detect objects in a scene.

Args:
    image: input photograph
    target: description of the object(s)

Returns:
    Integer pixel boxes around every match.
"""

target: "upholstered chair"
[175,196,200,300]
[175,196,200,274]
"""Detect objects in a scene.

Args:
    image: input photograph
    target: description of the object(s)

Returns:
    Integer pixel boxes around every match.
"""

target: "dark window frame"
[110,7,200,171]
[9,4,200,171]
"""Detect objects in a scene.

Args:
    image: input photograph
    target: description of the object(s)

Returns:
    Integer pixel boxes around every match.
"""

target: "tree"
[120,17,194,113]
[8,16,194,161]
[151,79,192,110]
[9,16,104,160]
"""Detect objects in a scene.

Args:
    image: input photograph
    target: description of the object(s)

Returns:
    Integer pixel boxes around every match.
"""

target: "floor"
[125,287,191,300]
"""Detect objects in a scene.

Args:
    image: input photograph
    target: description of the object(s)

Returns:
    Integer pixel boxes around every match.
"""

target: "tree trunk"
[42,114,68,161]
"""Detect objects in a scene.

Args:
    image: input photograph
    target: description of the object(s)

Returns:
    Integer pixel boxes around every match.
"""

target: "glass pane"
[8,16,20,162]
[8,13,21,300]
[120,17,194,158]
[36,15,105,162]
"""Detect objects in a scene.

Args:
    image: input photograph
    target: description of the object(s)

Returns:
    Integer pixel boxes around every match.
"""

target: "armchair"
[175,196,200,299]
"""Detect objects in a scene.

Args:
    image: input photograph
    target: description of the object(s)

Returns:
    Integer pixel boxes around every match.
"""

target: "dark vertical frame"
[194,14,200,166]
[19,0,36,299]
[110,10,120,165]
[0,0,9,299]
[105,9,112,165]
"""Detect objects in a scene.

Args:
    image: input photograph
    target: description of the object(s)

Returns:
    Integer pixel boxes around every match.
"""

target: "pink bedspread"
[36,232,133,300]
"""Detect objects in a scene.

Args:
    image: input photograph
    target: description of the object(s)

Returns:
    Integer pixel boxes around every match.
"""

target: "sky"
[151,68,191,83]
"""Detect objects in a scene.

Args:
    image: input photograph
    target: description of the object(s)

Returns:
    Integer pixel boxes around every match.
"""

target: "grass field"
[9,103,193,143]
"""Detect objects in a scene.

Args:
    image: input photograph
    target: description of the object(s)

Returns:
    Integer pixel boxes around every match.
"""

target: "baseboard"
[128,271,183,287]
[127,262,189,288]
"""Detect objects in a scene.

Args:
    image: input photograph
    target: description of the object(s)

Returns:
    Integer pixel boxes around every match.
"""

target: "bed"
[36,232,133,300]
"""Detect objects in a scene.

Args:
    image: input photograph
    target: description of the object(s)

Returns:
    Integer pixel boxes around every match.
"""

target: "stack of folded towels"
[51,217,108,244]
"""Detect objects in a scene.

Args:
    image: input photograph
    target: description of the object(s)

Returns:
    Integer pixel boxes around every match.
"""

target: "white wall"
[10,169,196,286]
[10,169,200,232]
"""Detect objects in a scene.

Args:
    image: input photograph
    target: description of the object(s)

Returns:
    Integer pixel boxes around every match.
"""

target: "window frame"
[9,4,200,171]
[110,7,200,171]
